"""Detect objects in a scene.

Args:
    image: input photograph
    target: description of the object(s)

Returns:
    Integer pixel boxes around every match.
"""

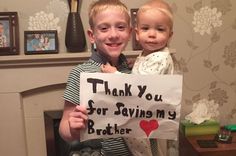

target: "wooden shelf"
[0,51,139,68]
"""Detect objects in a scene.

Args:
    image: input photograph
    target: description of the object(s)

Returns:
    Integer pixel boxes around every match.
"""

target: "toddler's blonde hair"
[137,0,173,30]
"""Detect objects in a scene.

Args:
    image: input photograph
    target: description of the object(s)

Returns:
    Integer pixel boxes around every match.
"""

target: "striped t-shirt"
[64,51,132,156]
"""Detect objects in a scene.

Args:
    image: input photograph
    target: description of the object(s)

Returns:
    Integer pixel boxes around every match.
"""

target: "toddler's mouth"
[146,41,157,45]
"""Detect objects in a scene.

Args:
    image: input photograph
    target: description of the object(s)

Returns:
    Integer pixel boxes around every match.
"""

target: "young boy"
[101,0,176,155]
[59,0,132,155]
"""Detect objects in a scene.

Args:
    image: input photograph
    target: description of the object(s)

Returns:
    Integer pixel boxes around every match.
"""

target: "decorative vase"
[65,12,86,52]
[65,0,86,52]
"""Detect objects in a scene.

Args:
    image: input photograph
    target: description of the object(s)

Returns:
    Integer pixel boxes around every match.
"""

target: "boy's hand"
[101,62,118,73]
[68,105,88,133]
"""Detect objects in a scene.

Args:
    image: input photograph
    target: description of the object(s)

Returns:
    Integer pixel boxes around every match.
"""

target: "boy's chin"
[107,47,124,55]
[100,49,121,58]
[109,51,122,58]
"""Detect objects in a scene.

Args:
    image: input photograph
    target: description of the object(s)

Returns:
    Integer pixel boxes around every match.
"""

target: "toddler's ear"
[87,29,95,43]
[167,31,174,45]
[169,31,173,39]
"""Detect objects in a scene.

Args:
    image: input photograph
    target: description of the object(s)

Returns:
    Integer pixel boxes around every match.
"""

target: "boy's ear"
[87,29,95,43]
[135,27,139,41]
[128,27,132,40]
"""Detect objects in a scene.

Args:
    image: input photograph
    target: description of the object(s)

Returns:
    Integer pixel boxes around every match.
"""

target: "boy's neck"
[91,50,119,66]
[109,58,119,67]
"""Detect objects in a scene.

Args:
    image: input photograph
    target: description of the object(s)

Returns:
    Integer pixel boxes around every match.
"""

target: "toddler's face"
[136,9,173,55]
[88,8,131,60]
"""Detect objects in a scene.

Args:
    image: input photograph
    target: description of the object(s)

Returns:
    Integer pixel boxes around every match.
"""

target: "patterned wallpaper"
[166,0,236,155]
[1,0,235,155]
[169,0,236,124]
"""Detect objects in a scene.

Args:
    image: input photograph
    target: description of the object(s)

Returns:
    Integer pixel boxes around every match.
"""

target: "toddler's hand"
[101,62,118,73]
[127,58,136,69]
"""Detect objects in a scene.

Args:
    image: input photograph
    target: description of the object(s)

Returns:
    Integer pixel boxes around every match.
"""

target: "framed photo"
[24,30,58,54]
[130,9,142,51]
[0,12,19,55]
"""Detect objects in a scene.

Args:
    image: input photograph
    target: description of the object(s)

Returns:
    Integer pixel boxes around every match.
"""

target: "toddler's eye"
[141,26,149,31]
[156,26,166,32]
[158,28,165,31]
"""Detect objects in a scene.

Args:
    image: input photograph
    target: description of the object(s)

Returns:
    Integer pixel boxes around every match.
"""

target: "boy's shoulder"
[71,59,101,74]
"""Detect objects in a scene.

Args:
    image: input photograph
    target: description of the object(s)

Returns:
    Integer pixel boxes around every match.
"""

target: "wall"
[0,0,236,156]
[170,0,236,123]
[0,0,145,53]
[0,64,77,156]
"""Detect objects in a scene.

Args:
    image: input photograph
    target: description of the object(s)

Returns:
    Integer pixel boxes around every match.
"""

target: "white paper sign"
[80,73,183,141]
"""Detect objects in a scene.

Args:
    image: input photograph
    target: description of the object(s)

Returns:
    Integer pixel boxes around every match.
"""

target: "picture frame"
[0,12,19,55]
[24,30,59,55]
[130,9,142,51]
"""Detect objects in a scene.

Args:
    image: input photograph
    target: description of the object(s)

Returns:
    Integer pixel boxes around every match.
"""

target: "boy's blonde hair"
[88,0,130,28]
[137,0,173,30]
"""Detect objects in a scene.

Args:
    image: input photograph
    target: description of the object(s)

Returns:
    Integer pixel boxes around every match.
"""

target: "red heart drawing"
[139,119,159,137]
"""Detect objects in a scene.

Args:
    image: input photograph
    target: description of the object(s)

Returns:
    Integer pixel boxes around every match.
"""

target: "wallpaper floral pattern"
[27,0,69,33]
[192,6,222,35]
[170,0,236,123]
[166,0,236,155]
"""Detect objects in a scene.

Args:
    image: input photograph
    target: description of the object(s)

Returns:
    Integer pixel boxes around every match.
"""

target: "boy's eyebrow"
[96,23,110,28]
[97,21,128,27]
[116,21,128,25]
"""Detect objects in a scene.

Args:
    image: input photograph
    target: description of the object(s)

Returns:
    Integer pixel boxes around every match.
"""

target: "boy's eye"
[97,24,110,32]
[99,27,108,32]
[117,25,126,31]
[116,23,127,31]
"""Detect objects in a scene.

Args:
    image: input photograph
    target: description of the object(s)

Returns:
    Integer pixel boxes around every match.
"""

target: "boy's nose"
[109,28,119,39]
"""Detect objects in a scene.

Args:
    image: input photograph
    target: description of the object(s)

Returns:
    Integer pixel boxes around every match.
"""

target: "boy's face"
[88,8,131,60]
[136,9,173,54]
